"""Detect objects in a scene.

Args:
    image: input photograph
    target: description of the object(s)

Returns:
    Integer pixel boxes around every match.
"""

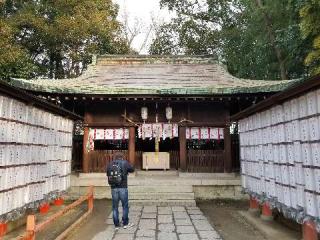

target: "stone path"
[92,205,222,240]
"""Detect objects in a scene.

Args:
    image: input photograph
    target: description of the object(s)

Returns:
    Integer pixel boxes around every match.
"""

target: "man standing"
[106,152,135,230]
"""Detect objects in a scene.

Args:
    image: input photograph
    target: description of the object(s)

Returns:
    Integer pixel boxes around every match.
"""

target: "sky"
[113,0,174,54]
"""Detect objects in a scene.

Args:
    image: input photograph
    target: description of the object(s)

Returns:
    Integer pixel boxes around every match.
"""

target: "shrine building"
[10,55,299,174]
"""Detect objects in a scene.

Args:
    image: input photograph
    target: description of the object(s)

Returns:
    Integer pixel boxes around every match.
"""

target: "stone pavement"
[92,205,222,240]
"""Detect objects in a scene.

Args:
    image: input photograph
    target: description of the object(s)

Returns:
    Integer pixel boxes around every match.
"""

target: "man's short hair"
[113,151,124,160]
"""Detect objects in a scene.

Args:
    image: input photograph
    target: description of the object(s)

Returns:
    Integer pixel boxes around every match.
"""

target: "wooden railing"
[187,150,224,173]
[19,186,94,240]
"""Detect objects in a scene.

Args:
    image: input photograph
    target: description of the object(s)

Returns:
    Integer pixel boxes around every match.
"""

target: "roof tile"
[10,55,300,95]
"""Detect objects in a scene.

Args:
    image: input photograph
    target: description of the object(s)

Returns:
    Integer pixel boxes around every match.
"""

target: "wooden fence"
[169,151,180,169]
[187,150,224,173]
[87,150,146,172]
[87,150,179,172]
[87,149,224,172]
[88,150,129,172]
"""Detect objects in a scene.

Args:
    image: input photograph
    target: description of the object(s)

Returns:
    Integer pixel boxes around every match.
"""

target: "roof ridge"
[96,55,217,65]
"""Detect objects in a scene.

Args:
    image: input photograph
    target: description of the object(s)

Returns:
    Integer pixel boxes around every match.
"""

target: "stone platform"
[68,171,243,203]
[92,205,222,240]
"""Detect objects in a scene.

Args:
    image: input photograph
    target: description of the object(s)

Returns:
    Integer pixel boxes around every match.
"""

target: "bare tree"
[118,0,165,54]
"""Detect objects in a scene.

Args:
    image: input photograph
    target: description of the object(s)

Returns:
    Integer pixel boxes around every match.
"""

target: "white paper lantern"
[165,106,172,121]
[141,107,148,121]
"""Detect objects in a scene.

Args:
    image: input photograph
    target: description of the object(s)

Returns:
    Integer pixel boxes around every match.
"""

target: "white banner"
[89,128,129,140]
[138,123,179,139]
[186,127,224,140]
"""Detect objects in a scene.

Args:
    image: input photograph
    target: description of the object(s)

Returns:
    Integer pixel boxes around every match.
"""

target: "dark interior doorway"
[94,140,128,150]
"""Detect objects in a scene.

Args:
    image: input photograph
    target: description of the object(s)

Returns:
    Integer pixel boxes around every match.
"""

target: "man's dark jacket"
[106,159,134,189]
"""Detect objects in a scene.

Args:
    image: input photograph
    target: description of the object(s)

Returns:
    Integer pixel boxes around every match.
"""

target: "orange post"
[0,222,7,238]
[303,221,319,240]
[249,197,259,212]
[26,215,36,240]
[88,188,94,211]
[261,202,273,221]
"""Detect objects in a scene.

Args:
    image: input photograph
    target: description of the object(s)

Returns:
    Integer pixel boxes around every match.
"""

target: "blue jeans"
[111,188,129,226]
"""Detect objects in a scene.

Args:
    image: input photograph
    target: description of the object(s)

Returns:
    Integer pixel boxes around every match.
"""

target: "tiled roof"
[9,55,301,95]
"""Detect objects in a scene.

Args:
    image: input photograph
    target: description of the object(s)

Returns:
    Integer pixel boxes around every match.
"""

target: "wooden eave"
[0,80,82,120]
[33,92,273,103]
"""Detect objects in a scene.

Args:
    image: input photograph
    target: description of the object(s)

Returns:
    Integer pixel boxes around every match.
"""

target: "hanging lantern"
[166,106,173,122]
[141,107,148,121]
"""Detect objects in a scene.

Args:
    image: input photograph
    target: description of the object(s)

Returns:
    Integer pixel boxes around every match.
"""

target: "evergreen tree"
[0,19,36,80]
[150,0,312,80]
[0,0,129,79]
[300,0,320,75]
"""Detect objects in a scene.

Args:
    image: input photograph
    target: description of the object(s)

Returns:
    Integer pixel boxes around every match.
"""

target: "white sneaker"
[123,223,134,229]
[115,226,120,230]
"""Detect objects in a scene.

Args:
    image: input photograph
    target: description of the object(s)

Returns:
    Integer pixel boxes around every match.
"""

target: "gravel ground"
[36,204,87,240]
[66,200,112,240]
[3,203,87,240]
[198,200,267,240]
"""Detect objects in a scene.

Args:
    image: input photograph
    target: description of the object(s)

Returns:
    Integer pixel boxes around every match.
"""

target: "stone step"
[72,175,241,187]
[178,172,238,178]
[128,185,193,193]
[130,199,197,207]
[78,173,136,179]
[136,170,178,177]
[129,192,195,200]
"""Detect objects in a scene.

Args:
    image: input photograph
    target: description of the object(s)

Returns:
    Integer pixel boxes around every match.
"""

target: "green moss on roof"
[9,55,301,95]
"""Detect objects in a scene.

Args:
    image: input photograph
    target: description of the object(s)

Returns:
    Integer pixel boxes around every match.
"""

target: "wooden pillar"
[224,125,232,173]
[179,126,187,171]
[128,126,135,166]
[82,127,89,173]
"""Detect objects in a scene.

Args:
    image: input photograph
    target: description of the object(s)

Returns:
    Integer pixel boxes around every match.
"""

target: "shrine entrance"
[83,125,229,173]
[81,100,234,174]
[83,126,180,172]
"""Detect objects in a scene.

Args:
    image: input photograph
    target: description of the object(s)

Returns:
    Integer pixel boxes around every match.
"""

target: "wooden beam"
[84,122,227,128]
[128,127,136,167]
[82,127,89,173]
[184,122,226,127]
[223,125,232,173]
[84,122,137,127]
[179,126,187,171]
